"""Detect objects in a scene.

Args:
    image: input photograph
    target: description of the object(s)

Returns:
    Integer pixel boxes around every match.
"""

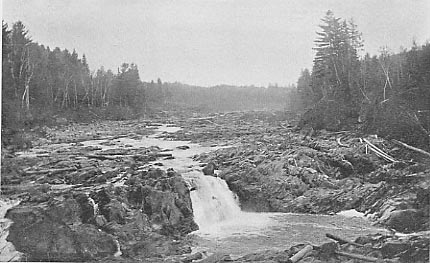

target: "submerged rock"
[177,145,190,150]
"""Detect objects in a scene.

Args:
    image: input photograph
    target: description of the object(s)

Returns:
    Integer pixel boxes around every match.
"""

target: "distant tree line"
[2,20,294,145]
[157,82,294,113]
[293,11,430,148]
[2,21,147,131]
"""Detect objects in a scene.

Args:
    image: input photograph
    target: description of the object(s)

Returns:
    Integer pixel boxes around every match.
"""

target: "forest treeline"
[1,20,292,146]
[159,82,292,113]
[2,21,148,128]
[2,12,429,149]
[293,11,430,148]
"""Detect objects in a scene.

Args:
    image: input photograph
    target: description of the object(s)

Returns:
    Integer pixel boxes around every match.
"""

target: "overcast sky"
[2,0,430,87]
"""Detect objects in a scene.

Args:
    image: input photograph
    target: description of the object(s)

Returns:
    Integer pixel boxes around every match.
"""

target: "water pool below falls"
[11,124,386,259]
[132,125,386,258]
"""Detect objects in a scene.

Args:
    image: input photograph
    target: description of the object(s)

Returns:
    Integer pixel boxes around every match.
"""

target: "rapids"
[5,123,387,259]
[104,124,386,257]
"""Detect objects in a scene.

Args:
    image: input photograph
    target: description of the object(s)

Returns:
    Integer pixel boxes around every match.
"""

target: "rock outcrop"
[202,162,217,176]
[192,112,430,233]
[5,169,197,261]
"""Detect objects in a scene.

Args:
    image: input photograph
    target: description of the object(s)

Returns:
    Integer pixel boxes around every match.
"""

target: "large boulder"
[6,205,117,261]
[202,162,217,176]
[386,209,426,233]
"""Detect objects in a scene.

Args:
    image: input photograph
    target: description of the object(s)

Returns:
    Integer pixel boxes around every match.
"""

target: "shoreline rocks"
[194,127,429,233]
[2,111,429,262]
[1,120,199,262]
[5,169,198,261]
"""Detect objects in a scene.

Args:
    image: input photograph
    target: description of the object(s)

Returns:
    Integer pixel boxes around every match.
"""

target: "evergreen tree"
[311,11,362,107]
[2,21,15,128]
[2,21,12,95]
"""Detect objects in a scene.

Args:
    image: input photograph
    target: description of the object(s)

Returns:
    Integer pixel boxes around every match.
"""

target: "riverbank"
[169,111,429,231]
[1,110,429,262]
[165,110,430,262]
[1,120,200,261]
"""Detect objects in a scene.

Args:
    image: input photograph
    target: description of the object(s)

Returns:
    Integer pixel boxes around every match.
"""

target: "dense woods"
[295,11,430,149]
[2,20,147,128]
[1,20,292,146]
[2,13,429,149]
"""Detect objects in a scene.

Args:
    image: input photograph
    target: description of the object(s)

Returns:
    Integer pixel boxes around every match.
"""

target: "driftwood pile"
[216,232,429,263]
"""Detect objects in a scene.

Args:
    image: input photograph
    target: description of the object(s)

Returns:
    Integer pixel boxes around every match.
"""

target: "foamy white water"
[190,173,241,226]
[337,209,366,218]
[0,199,22,262]
[11,123,387,259]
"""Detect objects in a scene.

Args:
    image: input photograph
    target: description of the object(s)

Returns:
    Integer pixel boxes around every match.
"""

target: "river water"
[91,124,386,258]
[5,124,387,260]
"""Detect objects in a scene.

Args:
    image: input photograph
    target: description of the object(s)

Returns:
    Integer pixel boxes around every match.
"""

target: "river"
[83,124,386,258]
[3,123,387,260]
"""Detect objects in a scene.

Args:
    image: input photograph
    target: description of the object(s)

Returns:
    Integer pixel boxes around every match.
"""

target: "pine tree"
[2,21,16,128]
[311,11,362,105]
[2,21,12,94]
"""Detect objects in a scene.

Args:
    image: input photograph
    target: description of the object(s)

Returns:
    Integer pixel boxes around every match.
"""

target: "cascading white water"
[183,170,275,239]
[186,171,242,229]
[75,124,385,255]
[7,123,386,259]
[0,199,22,262]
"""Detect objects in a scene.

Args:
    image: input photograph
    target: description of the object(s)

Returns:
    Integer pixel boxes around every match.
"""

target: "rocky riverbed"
[1,120,199,261]
[165,111,430,262]
[1,111,429,262]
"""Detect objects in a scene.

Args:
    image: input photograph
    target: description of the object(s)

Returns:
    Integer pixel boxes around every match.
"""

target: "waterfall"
[0,199,22,262]
[184,171,242,231]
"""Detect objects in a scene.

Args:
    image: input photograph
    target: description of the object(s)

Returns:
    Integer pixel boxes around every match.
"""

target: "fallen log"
[204,119,222,126]
[364,140,394,161]
[111,134,131,140]
[369,147,396,162]
[336,137,349,147]
[329,130,350,135]
[322,242,398,263]
[392,139,430,158]
[287,244,313,263]
[335,251,399,263]
[153,153,173,158]
[335,251,381,262]
[326,233,364,247]
[97,151,129,156]
[362,138,396,162]
[24,167,77,176]
[85,154,117,160]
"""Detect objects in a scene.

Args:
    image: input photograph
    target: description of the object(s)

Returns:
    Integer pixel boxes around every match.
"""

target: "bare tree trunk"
[101,79,105,106]
[19,47,34,114]
[21,72,33,112]
[74,80,78,108]
[62,76,72,109]
[379,61,393,102]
